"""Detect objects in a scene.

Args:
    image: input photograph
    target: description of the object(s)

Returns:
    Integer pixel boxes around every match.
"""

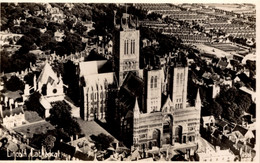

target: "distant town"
[0,3,256,161]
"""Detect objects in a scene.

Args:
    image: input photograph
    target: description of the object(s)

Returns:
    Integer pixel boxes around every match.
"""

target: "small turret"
[133,97,140,148]
[195,89,201,110]
[133,97,140,118]
[121,13,129,30]
[33,74,37,91]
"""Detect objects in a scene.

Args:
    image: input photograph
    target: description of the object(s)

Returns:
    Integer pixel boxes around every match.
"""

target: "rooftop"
[13,120,55,138]
[2,106,24,118]
[37,62,59,85]
[233,125,248,136]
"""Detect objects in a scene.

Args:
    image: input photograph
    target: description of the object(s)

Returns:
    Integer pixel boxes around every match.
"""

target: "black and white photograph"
[0,1,258,162]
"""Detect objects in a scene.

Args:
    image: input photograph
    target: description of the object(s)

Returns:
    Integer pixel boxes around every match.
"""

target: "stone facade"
[37,62,64,102]
[79,61,115,121]
[133,72,201,150]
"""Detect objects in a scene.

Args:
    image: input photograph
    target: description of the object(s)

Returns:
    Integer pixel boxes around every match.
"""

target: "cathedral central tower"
[113,13,140,86]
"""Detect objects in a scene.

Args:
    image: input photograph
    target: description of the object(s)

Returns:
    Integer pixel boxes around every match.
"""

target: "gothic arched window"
[133,40,135,54]
[126,40,129,54]
[177,73,179,85]
[180,73,183,84]
[91,93,94,100]
[124,40,127,55]
[154,76,157,88]
[130,40,133,54]
[151,76,154,88]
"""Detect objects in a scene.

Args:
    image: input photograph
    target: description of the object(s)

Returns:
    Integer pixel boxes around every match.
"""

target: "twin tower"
[113,13,201,149]
[113,13,191,113]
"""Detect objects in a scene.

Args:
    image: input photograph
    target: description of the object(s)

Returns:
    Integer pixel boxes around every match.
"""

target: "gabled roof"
[121,72,144,98]
[216,119,228,128]
[161,95,173,112]
[237,73,251,83]
[79,60,108,77]
[202,115,215,123]
[233,125,248,136]
[37,62,59,85]
[119,72,145,115]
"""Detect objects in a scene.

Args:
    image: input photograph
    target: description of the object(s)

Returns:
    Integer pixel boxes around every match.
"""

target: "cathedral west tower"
[170,54,188,109]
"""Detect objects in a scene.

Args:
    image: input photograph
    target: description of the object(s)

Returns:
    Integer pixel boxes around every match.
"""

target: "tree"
[91,133,114,151]
[0,50,12,73]
[5,75,25,91]
[211,100,223,118]
[63,61,80,105]
[24,92,45,118]
[236,94,252,112]
[48,101,81,136]
[48,101,72,127]
[147,12,162,21]
[41,135,56,152]
[16,35,34,54]
[10,52,36,72]
[24,72,34,85]
[38,32,53,48]
[74,22,88,35]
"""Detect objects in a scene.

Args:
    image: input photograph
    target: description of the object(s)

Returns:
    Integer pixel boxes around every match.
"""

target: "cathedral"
[79,13,201,150]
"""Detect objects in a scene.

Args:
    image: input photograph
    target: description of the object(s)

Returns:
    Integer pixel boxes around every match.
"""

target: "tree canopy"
[91,133,114,151]
[5,75,25,91]
[24,91,45,118]
[48,101,81,136]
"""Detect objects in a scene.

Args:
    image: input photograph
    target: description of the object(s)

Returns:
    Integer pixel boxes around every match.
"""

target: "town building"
[0,105,25,129]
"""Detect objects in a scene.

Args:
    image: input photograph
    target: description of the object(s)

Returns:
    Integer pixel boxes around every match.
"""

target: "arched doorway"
[151,129,161,148]
[163,115,173,145]
[175,126,183,144]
